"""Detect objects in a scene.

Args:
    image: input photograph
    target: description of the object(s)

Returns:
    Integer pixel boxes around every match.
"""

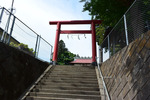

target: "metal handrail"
[0,7,53,62]
[97,64,111,100]
[100,0,137,47]
[100,15,124,46]
[2,7,53,48]
[40,37,53,47]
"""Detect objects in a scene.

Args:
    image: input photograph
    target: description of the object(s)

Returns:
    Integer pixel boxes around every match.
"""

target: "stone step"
[53,65,95,69]
[33,88,100,95]
[46,75,97,79]
[41,80,98,85]
[43,79,98,84]
[36,84,98,89]
[35,85,99,91]
[47,73,97,77]
[45,71,96,75]
[52,67,95,71]
[53,67,95,69]
[44,77,98,81]
[46,73,96,77]
[26,96,99,100]
[26,96,80,100]
[50,70,96,73]
[48,74,96,77]
[24,65,101,100]
[38,81,99,87]
[52,67,95,70]
[52,69,95,72]
[29,92,101,99]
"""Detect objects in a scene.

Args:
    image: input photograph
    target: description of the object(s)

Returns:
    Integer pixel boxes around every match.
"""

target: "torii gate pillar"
[91,22,96,65]
[53,22,61,65]
[49,20,102,66]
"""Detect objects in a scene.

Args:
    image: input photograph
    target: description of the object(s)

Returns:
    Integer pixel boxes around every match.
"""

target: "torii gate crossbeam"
[49,20,102,65]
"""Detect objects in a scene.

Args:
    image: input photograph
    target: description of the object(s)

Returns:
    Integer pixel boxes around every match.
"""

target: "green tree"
[10,42,35,56]
[80,0,134,45]
[57,40,76,65]
[81,0,134,26]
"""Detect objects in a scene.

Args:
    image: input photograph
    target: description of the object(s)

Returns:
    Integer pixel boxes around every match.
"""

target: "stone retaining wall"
[101,31,150,100]
[0,42,49,100]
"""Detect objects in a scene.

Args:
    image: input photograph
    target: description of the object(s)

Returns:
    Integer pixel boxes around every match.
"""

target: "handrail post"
[108,35,110,57]
[99,46,103,64]
[1,8,12,42]
[112,37,115,55]
[0,7,4,24]
[7,16,16,44]
[145,20,150,31]
[34,35,39,57]
[50,46,53,63]
[124,14,129,45]
[36,35,41,57]
[97,64,111,100]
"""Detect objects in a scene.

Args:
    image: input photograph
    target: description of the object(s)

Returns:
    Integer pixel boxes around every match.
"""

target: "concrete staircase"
[24,65,101,100]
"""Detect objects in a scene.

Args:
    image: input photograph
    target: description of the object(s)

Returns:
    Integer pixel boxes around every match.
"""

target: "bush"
[10,42,35,56]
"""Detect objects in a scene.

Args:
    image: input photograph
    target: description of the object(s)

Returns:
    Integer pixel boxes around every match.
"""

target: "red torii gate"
[49,20,102,65]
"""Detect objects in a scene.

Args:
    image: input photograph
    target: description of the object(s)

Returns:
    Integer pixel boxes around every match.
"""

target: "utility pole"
[1,0,15,42]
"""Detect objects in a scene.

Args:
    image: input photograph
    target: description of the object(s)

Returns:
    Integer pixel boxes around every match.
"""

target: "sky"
[0,0,95,58]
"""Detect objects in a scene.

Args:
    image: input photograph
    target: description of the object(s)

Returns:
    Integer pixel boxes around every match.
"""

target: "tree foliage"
[81,0,134,26]
[57,40,76,65]
[10,42,35,56]
[80,0,134,45]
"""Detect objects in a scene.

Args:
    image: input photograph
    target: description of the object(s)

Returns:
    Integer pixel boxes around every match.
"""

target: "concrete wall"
[0,42,49,100]
[101,31,150,100]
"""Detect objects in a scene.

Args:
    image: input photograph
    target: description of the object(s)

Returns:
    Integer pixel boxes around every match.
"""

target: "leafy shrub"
[10,42,35,56]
